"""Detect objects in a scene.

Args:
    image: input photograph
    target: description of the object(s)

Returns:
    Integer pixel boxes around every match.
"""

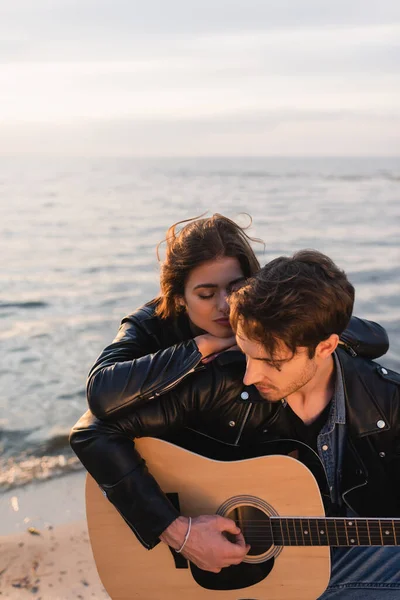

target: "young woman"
[86,213,388,421]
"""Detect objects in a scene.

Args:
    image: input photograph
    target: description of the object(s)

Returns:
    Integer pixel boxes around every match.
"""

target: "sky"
[1,0,399,156]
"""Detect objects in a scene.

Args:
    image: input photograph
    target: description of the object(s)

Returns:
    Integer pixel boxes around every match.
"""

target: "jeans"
[317,547,400,599]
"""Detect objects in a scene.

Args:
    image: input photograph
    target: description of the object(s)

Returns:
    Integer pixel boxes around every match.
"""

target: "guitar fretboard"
[265,518,400,546]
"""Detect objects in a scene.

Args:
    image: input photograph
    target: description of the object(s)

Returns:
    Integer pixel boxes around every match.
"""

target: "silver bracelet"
[176,517,192,553]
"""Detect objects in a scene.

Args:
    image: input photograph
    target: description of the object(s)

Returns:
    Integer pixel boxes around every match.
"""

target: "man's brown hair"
[230,249,355,360]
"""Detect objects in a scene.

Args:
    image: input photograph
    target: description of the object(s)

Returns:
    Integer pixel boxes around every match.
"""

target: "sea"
[1,156,399,492]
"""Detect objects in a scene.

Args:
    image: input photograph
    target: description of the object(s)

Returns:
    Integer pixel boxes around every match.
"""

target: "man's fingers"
[228,555,246,566]
[223,543,251,567]
[216,516,240,534]
[233,532,248,548]
[228,540,250,557]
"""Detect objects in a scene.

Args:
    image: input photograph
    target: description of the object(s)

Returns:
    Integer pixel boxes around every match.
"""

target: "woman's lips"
[214,318,231,327]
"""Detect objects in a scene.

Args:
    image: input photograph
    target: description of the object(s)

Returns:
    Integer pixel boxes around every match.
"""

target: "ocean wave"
[0,301,49,310]
[0,453,83,492]
[0,428,71,458]
[0,428,82,492]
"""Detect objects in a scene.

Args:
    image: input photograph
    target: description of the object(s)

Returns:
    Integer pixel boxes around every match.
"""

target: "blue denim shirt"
[282,352,346,506]
[316,352,346,506]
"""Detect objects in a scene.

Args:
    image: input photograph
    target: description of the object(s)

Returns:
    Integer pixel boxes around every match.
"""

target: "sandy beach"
[0,471,110,599]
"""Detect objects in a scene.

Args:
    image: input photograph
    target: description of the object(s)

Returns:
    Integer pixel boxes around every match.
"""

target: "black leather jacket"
[85,302,388,420]
[70,305,396,550]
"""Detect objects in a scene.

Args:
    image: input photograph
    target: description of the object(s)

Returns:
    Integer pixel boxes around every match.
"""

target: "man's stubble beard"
[256,361,318,403]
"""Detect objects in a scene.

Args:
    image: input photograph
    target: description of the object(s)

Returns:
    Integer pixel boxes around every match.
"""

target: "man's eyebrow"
[235,339,287,363]
[256,357,287,363]
[193,277,245,291]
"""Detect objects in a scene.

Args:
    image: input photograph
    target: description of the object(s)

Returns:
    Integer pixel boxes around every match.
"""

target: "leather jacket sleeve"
[87,308,203,420]
[70,410,181,550]
[340,316,389,359]
[86,309,389,421]
[70,362,231,549]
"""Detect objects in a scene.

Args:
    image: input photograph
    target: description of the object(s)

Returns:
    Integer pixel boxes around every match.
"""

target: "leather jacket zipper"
[149,368,195,399]
[100,486,151,549]
[147,355,203,400]
[234,402,253,446]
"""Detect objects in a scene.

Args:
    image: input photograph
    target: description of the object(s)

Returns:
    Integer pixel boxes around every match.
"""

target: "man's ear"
[316,334,339,359]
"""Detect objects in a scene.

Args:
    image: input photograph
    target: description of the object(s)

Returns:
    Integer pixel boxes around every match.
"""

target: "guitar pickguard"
[190,558,274,591]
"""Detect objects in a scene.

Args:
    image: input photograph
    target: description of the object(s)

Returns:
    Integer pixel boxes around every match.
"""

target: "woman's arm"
[87,305,203,419]
[71,359,233,549]
[87,304,237,420]
[70,410,180,549]
[341,316,389,359]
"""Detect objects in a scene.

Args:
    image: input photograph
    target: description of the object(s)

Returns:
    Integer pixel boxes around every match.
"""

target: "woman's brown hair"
[154,214,263,319]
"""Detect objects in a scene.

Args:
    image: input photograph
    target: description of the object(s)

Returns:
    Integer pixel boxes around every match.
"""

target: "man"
[71,250,400,599]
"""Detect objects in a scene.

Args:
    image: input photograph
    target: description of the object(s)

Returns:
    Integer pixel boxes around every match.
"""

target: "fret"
[308,518,320,546]
[279,517,286,545]
[281,518,291,546]
[394,521,400,544]
[378,520,396,546]
[291,518,299,546]
[334,519,349,546]
[393,520,398,545]
[315,518,329,546]
[283,518,296,546]
[262,519,274,546]
[343,519,350,545]
[334,518,339,546]
[271,518,284,546]
[276,518,290,546]
[368,519,384,545]
[325,519,339,546]
[286,518,294,546]
[344,519,358,546]
[293,518,306,546]
[378,520,385,545]
[298,519,313,546]
[355,519,370,546]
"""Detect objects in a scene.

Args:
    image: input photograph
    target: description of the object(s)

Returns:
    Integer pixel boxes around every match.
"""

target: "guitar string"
[226,519,397,544]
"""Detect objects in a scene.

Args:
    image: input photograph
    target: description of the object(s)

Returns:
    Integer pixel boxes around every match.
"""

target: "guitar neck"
[268,517,400,547]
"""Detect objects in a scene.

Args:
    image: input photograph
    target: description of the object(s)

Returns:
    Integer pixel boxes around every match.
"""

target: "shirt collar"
[325,351,346,427]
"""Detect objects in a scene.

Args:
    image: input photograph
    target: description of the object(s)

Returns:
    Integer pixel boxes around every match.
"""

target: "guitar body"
[86,437,330,599]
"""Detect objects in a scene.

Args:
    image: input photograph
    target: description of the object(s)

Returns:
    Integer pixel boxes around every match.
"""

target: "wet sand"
[0,471,110,599]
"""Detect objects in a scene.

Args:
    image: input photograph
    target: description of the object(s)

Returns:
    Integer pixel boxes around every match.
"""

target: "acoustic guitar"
[86,436,400,599]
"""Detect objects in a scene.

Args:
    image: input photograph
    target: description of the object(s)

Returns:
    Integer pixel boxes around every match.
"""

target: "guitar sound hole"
[225,506,272,556]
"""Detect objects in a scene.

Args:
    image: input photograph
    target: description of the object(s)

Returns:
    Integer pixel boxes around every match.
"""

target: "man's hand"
[194,334,237,363]
[160,515,250,573]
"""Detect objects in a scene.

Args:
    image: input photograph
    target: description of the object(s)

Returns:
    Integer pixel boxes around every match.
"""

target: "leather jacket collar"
[338,348,390,437]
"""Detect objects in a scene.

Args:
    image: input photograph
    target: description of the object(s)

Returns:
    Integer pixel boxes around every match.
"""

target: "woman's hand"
[194,334,237,362]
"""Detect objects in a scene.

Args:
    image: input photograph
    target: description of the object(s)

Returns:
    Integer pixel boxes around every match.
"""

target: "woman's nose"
[217,292,229,313]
